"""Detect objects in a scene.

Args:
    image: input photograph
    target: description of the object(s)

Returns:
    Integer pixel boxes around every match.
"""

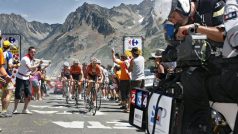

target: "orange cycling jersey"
[70,65,82,74]
[86,64,101,76]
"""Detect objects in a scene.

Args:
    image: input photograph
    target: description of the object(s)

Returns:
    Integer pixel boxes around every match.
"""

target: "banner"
[129,88,149,130]
[147,93,173,134]
[123,36,143,57]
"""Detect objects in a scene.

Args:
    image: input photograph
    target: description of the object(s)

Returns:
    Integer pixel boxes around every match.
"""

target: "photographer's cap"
[151,49,164,58]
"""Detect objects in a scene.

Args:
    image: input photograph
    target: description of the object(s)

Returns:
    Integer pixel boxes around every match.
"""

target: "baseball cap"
[151,49,164,58]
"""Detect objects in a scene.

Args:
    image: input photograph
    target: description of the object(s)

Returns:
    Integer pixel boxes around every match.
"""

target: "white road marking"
[87,121,111,129]
[31,110,58,114]
[30,105,48,108]
[30,105,67,109]
[52,121,84,128]
[106,121,136,129]
[56,111,72,115]
[94,111,105,115]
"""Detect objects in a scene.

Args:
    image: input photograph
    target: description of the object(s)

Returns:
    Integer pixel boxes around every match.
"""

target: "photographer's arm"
[176,24,224,42]
[197,26,224,42]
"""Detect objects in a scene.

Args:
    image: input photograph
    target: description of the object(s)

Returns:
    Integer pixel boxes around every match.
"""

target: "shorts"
[31,79,40,88]
[72,74,82,81]
[119,80,130,100]
[88,74,98,81]
[15,77,31,99]
[130,79,144,89]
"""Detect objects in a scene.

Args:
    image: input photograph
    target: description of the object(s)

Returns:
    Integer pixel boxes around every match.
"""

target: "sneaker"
[123,109,130,113]
[0,128,2,132]
[22,109,32,114]
[12,110,18,114]
[120,105,127,109]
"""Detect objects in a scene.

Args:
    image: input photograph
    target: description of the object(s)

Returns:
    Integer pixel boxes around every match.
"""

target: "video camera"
[162,25,212,67]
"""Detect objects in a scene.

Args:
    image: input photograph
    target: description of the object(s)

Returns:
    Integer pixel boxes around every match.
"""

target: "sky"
[0,0,143,24]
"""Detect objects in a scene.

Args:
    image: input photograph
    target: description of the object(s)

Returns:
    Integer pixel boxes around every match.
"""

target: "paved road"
[0,93,145,134]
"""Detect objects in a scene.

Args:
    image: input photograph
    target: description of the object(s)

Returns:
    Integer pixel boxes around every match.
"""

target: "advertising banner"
[129,88,149,130]
[123,36,143,57]
[147,93,173,134]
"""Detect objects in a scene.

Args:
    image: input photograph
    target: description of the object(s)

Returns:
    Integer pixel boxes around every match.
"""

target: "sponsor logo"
[150,105,167,126]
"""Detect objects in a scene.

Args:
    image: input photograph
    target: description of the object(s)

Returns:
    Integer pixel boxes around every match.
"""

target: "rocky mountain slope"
[0,0,166,77]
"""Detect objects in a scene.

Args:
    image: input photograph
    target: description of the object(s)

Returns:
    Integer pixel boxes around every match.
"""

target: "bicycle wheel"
[97,88,102,111]
[74,81,79,106]
[65,82,69,104]
[90,87,97,116]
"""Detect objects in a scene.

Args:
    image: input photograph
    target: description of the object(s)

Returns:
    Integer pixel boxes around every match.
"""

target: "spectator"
[13,46,43,114]
[128,47,145,88]
[150,49,165,79]
[0,45,12,130]
[1,40,16,117]
[112,50,131,112]
[30,66,43,101]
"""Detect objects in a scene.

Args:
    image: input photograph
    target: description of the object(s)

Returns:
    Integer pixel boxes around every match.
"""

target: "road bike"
[86,80,97,116]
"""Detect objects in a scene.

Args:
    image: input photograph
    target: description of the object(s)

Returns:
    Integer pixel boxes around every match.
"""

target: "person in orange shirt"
[112,49,131,112]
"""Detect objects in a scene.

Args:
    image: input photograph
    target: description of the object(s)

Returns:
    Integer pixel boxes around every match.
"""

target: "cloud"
[21,13,29,19]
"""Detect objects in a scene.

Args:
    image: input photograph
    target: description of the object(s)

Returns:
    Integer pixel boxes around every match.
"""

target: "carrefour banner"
[147,93,173,134]
[123,36,143,57]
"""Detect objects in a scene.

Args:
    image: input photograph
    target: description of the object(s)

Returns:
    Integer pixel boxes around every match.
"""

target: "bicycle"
[86,80,97,116]
[73,80,80,106]
[64,79,70,104]
[96,81,105,111]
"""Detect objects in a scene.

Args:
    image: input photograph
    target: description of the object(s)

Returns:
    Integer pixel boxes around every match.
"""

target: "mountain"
[0,0,167,77]
[0,13,60,53]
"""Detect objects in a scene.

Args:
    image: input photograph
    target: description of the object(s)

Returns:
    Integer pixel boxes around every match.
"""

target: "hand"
[40,60,43,64]
[176,24,194,40]
[111,49,115,54]
[5,76,12,83]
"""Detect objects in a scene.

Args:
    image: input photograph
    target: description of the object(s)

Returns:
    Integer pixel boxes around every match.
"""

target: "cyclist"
[70,60,83,99]
[86,57,103,105]
[61,61,72,98]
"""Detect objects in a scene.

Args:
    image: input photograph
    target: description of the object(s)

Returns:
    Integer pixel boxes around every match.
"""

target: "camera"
[163,26,211,67]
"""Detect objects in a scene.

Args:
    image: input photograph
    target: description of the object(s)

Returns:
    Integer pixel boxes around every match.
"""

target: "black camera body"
[162,30,211,67]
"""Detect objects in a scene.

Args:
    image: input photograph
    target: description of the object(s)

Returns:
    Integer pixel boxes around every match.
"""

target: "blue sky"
[0,0,143,24]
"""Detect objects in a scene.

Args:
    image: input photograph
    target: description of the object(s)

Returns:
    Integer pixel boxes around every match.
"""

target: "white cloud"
[21,13,29,19]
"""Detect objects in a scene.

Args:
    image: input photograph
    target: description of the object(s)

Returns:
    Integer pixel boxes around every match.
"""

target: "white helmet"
[96,59,101,64]
[224,0,238,32]
[152,0,191,26]
[63,61,69,67]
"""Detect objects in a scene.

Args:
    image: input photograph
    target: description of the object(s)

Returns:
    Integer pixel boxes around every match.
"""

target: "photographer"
[153,0,226,133]
[150,49,165,80]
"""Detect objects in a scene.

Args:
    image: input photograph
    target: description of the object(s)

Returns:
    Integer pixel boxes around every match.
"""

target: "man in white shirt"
[13,46,43,114]
[128,47,145,88]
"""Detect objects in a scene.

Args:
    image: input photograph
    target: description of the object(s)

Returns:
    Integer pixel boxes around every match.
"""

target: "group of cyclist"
[60,58,105,105]
[59,56,130,111]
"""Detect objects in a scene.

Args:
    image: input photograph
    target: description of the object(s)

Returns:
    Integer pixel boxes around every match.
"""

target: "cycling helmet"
[90,57,97,63]
[63,61,70,67]
[96,59,101,64]
[152,0,191,26]
[73,59,80,64]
